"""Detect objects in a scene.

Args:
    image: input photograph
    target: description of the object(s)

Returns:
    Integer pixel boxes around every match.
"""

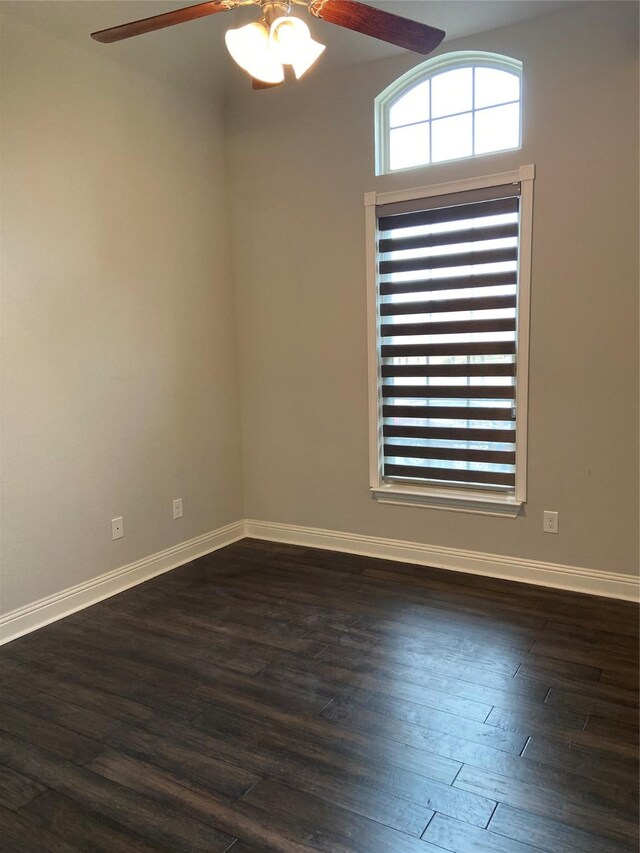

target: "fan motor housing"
[260,0,292,26]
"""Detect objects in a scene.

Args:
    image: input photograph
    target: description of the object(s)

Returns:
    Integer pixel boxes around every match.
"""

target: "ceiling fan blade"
[91,0,238,44]
[252,78,284,90]
[308,0,445,55]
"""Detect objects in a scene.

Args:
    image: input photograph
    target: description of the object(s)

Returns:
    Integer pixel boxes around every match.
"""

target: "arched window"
[376,52,522,175]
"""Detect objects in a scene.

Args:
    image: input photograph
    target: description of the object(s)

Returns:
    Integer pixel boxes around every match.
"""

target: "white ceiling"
[5,1,584,100]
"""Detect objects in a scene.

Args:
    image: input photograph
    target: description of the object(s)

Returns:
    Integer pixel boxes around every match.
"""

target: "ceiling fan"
[91,0,445,89]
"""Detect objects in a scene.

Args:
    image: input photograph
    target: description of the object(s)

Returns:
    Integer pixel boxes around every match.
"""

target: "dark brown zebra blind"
[377,185,520,490]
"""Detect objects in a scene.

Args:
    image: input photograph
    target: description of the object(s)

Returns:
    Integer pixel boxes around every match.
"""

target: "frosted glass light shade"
[270,16,325,79]
[225,22,284,84]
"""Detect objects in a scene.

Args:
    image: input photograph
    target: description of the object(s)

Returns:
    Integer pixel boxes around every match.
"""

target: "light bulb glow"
[270,16,326,79]
[270,17,309,64]
[225,15,326,84]
[224,21,284,84]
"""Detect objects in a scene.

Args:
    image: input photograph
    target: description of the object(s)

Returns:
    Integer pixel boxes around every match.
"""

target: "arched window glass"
[376,52,522,175]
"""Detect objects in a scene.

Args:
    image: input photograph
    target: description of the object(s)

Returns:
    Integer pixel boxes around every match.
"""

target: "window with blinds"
[366,170,534,514]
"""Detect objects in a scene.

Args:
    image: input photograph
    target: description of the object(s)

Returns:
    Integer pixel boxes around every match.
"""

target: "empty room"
[0,0,638,850]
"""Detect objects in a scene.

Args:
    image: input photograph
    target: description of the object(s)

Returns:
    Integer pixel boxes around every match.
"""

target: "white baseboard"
[245,519,640,602]
[0,520,245,646]
[2,517,636,645]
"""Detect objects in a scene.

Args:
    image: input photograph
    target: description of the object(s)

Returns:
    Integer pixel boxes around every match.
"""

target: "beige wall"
[0,10,243,614]
[228,1,639,575]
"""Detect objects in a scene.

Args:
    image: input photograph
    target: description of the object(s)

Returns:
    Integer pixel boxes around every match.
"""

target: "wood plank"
[44,615,287,680]
[193,707,495,827]
[423,812,541,852]
[514,664,638,706]
[312,692,636,813]
[521,735,639,787]
[306,623,524,681]
[338,684,492,724]
[39,629,324,721]
[0,703,104,765]
[269,654,493,721]
[130,715,435,836]
[0,802,79,853]
[357,612,537,653]
[446,577,638,629]
[225,844,270,853]
[322,697,528,755]
[454,764,638,843]
[0,763,46,810]
[75,603,323,656]
[203,571,423,623]
[485,704,587,738]
[317,644,526,696]
[5,640,212,723]
[402,601,545,633]
[231,560,358,589]
[241,778,440,853]
[584,714,639,746]
[193,685,464,783]
[0,657,153,726]
[262,654,547,716]
[516,653,602,682]
[193,701,464,790]
[302,625,378,652]
[600,667,640,690]
[317,697,635,811]
[544,685,639,723]
[0,731,233,851]
[102,723,260,800]
[487,706,638,757]
[488,803,638,853]
[195,668,333,719]
[541,620,640,652]
[10,626,328,723]
[1,687,122,742]
[530,640,638,672]
[22,790,169,852]
[88,750,350,853]
[313,642,544,701]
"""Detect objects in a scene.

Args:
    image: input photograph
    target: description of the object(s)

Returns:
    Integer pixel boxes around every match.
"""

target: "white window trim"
[365,164,535,518]
[375,51,523,176]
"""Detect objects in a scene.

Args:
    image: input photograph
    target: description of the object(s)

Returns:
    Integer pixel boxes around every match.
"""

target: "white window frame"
[365,165,535,518]
[375,51,523,176]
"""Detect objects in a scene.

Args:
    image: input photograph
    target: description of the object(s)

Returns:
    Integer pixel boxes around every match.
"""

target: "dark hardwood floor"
[0,538,638,852]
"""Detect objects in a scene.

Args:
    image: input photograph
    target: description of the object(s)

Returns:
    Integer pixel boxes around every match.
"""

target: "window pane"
[474,67,519,109]
[474,103,520,154]
[390,123,430,170]
[431,113,472,162]
[389,80,430,128]
[431,68,473,118]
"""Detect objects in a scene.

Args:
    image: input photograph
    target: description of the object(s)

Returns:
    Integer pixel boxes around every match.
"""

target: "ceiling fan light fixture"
[269,16,326,79]
[224,20,284,84]
[91,0,446,90]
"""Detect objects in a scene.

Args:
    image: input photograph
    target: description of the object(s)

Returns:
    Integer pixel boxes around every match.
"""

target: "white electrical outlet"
[111,516,124,540]
[543,511,559,534]
[173,498,183,520]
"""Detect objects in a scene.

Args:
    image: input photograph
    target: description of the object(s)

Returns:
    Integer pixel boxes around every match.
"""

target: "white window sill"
[371,484,523,518]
